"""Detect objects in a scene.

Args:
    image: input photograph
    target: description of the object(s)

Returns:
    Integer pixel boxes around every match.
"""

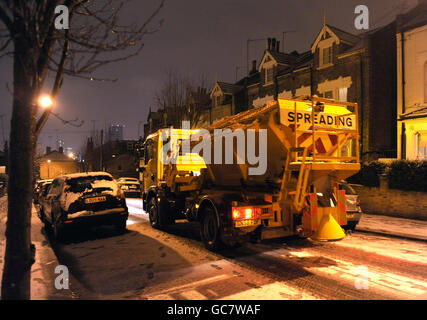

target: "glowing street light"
[38,95,53,109]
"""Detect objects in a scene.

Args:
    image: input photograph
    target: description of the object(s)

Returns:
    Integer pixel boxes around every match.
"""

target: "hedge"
[387,160,427,192]
[347,160,427,192]
[347,161,386,187]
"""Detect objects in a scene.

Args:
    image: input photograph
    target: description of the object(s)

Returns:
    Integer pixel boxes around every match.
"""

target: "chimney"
[59,146,64,154]
[276,40,280,52]
[46,146,51,155]
[267,38,272,50]
[271,38,276,52]
[251,60,257,73]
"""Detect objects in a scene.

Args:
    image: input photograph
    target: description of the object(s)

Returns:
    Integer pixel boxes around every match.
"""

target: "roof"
[327,25,360,45]
[267,50,300,65]
[217,81,243,95]
[399,0,427,31]
[400,105,427,119]
[39,150,75,162]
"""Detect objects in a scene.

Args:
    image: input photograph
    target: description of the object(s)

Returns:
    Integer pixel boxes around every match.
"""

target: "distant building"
[104,153,137,179]
[108,124,124,141]
[396,0,427,160]
[37,147,79,180]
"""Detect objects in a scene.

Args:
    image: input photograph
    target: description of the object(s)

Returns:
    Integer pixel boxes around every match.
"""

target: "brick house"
[213,20,399,160]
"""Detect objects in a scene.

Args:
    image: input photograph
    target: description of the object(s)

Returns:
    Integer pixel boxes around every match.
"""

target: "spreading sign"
[280,108,356,131]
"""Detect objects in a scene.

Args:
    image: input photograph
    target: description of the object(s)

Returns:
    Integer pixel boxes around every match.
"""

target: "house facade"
[213,19,398,160]
[38,147,79,180]
[396,0,427,160]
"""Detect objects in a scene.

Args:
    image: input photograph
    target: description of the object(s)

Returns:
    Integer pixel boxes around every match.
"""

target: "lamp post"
[47,159,51,179]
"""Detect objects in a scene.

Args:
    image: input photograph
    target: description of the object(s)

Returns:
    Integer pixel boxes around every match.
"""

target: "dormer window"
[265,67,273,84]
[321,46,333,66]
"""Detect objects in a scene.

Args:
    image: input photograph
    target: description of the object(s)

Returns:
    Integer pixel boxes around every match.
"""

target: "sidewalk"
[356,213,427,242]
[0,195,73,299]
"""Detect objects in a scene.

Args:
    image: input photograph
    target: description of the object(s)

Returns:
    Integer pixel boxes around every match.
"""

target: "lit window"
[416,132,427,160]
[424,61,427,103]
[338,88,348,102]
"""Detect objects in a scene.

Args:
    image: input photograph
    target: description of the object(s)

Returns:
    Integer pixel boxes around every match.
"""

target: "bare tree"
[154,69,211,129]
[0,0,164,300]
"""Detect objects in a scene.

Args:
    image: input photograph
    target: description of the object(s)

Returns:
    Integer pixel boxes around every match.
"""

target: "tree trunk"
[1,37,38,300]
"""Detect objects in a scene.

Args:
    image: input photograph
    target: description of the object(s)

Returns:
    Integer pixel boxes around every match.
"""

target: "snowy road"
[1,196,426,300]
[39,197,427,300]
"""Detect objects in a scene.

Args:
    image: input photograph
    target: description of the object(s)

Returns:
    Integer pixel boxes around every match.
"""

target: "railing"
[291,96,360,163]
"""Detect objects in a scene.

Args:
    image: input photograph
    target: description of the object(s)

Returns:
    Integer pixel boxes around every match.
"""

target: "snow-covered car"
[117,177,139,184]
[41,172,128,241]
[118,180,141,198]
[37,180,53,218]
[339,181,363,231]
[33,179,53,205]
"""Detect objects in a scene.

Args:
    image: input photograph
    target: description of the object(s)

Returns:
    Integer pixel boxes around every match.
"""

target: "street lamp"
[38,95,53,109]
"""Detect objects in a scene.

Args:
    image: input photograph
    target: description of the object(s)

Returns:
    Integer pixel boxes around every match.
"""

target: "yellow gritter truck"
[138,96,361,250]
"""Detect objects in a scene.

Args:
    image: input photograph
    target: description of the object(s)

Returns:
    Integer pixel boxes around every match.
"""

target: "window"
[265,67,273,84]
[216,95,221,106]
[322,46,333,65]
[416,132,427,160]
[424,61,427,103]
[338,87,348,102]
[324,91,333,99]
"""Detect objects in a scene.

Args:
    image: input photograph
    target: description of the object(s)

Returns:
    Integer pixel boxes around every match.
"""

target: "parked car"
[118,179,141,198]
[339,181,363,231]
[33,179,53,205]
[41,172,128,241]
[37,180,53,219]
[117,177,139,184]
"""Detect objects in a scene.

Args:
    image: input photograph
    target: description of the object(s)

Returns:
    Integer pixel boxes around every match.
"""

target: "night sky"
[0,0,417,155]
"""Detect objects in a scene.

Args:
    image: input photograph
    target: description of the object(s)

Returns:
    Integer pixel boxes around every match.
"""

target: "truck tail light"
[232,207,261,220]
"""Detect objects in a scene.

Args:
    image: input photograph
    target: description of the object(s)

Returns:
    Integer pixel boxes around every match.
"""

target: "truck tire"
[200,206,223,251]
[148,197,160,228]
[148,196,174,228]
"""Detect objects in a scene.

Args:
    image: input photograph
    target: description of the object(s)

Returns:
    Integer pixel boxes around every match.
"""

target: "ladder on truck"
[279,147,310,212]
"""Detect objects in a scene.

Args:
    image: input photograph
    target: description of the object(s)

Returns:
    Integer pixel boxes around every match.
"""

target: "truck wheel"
[200,207,223,251]
[148,197,160,228]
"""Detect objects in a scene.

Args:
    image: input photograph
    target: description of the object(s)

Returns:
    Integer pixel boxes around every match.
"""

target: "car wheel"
[53,220,65,242]
[200,207,223,251]
[115,218,127,234]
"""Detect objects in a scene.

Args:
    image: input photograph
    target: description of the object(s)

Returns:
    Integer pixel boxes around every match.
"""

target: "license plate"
[235,219,259,228]
[129,185,137,189]
[347,213,355,219]
[85,196,106,204]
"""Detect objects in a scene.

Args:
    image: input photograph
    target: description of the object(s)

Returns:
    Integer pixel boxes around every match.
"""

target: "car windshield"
[66,175,113,193]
